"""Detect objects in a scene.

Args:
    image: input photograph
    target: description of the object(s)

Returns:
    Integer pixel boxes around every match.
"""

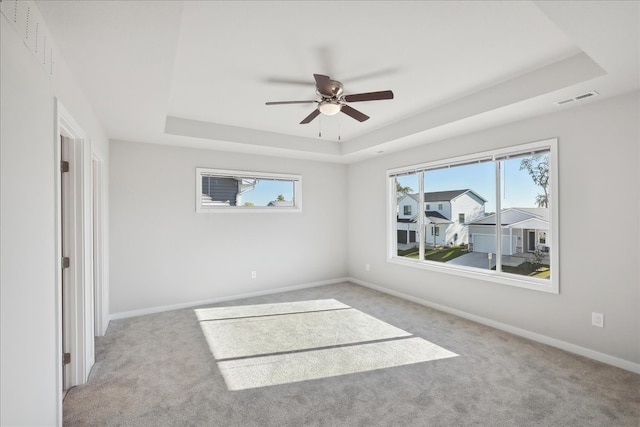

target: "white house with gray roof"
[397,189,487,247]
[468,207,550,255]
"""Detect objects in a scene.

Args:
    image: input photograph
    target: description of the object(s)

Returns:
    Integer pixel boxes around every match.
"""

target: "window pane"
[202,176,295,207]
[423,162,495,269]
[498,152,551,279]
[395,174,420,259]
[197,168,301,212]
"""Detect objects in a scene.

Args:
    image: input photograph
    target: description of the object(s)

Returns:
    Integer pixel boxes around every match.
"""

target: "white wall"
[348,92,640,367]
[109,141,348,315]
[0,9,109,426]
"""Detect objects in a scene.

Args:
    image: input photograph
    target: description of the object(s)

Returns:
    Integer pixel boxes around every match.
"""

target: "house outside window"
[404,205,411,215]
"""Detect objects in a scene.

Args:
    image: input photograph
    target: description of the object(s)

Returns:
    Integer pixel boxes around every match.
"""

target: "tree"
[520,154,549,208]
[396,182,413,201]
[276,194,285,202]
[243,202,254,207]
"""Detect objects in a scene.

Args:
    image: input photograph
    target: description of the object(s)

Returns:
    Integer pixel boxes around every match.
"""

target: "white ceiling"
[35,1,639,163]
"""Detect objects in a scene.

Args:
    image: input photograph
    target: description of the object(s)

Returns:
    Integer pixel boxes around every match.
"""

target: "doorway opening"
[55,101,105,419]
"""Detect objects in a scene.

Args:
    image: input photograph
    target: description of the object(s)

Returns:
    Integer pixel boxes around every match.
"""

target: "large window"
[196,168,302,213]
[388,139,558,293]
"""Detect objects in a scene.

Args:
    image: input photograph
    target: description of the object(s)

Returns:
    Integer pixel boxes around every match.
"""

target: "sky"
[239,155,546,208]
[396,155,546,212]
[239,179,294,206]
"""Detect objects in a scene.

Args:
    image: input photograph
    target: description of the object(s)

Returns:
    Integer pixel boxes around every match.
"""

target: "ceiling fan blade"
[341,105,370,122]
[266,100,317,105]
[264,77,315,86]
[343,90,394,103]
[314,74,333,97]
[300,109,320,124]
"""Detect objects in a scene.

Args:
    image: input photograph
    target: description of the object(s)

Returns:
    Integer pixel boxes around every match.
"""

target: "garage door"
[472,234,495,253]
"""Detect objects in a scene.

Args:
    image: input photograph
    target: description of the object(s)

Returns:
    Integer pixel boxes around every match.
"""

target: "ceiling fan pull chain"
[319,115,322,138]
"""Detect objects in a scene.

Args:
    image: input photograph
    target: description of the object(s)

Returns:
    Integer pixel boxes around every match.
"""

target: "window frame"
[386,138,559,294]
[196,168,302,213]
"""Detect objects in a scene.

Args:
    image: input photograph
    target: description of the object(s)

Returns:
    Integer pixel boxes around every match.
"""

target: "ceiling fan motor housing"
[317,80,344,99]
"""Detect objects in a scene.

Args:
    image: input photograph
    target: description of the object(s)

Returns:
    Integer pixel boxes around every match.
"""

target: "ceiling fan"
[265,74,394,124]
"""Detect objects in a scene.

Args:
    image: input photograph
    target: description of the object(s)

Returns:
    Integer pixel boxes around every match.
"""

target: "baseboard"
[109,277,349,321]
[348,277,640,375]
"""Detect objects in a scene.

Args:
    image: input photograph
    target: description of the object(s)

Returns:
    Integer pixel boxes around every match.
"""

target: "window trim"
[196,168,302,213]
[387,138,559,294]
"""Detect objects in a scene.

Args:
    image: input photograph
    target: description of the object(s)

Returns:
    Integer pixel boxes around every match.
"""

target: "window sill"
[196,207,302,214]
[387,256,558,294]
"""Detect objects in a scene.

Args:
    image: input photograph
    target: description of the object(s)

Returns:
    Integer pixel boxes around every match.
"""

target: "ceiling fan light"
[318,101,342,116]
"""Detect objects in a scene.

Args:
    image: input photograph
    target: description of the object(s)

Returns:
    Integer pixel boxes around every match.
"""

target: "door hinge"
[62,257,70,268]
[63,353,71,365]
[61,161,69,173]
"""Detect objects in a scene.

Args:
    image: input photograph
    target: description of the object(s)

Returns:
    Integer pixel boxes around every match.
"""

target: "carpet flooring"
[63,282,640,426]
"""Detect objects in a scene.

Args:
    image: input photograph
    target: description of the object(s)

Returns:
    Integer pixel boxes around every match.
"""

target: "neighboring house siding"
[202,176,238,206]
[398,196,419,221]
[433,201,451,220]
[448,193,486,246]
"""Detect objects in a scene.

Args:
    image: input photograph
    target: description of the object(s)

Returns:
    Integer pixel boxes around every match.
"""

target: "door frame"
[92,153,109,336]
[54,100,96,418]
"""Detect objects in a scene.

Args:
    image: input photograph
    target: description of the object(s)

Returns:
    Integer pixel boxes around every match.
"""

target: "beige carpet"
[197,299,457,390]
[64,282,640,426]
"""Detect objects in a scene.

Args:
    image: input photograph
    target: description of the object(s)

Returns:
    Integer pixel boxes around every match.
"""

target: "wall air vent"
[555,91,599,106]
[0,0,55,76]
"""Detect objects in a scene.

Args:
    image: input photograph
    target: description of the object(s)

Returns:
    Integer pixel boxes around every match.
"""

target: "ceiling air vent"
[555,91,599,106]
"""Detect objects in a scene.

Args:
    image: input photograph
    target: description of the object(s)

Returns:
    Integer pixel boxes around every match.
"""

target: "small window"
[431,226,439,236]
[539,231,546,245]
[403,205,412,215]
[196,168,302,213]
[438,203,443,210]
[426,204,430,210]
[459,213,465,223]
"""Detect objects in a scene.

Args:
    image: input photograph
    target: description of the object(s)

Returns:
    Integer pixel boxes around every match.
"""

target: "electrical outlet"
[591,312,604,328]
[251,271,257,279]
[365,263,370,271]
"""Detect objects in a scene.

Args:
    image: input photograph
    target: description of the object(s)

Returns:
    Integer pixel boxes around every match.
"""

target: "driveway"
[446,252,495,269]
[447,252,529,269]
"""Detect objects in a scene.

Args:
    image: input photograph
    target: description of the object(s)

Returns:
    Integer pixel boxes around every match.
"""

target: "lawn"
[399,245,469,262]
[500,262,550,279]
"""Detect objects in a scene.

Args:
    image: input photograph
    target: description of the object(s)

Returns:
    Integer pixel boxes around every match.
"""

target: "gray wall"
[109,141,348,314]
[348,91,640,365]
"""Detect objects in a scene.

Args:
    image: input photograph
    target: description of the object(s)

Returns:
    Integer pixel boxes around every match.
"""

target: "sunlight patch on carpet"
[195,300,458,390]
[195,299,349,321]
